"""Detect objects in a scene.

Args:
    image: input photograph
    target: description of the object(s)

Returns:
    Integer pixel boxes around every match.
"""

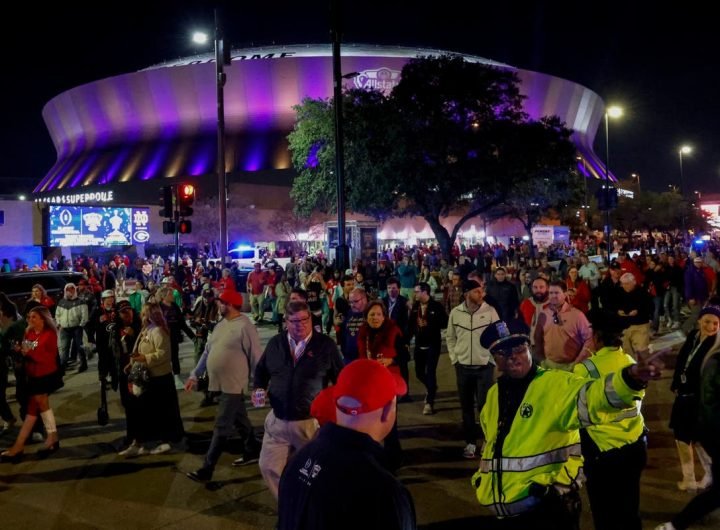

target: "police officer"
[472,319,662,530]
[573,327,648,530]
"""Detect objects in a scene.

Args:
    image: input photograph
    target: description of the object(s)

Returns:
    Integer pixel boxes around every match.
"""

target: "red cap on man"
[310,359,407,426]
[218,290,243,308]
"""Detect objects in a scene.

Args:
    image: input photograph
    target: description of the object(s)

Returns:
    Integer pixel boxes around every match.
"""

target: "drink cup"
[252,388,266,407]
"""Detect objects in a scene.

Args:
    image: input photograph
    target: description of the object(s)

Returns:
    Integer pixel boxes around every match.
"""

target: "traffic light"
[162,220,176,234]
[178,183,195,217]
[159,185,174,218]
[178,220,192,234]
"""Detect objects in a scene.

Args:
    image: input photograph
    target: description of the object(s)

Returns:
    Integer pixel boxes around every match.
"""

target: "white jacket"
[446,302,499,366]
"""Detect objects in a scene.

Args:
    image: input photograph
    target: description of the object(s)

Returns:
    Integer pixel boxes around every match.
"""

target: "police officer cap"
[480,319,530,355]
[101,289,115,299]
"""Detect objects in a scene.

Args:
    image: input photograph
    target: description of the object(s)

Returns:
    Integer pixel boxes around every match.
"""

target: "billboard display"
[48,206,150,247]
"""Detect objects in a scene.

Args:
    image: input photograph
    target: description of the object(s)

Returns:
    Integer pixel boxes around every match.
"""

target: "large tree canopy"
[288,55,578,258]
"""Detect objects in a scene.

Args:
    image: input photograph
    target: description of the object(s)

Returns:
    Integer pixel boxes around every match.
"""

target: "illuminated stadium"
[33,43,613,206]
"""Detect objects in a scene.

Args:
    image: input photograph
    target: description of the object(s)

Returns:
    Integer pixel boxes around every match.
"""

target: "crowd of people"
[1,237,719,529]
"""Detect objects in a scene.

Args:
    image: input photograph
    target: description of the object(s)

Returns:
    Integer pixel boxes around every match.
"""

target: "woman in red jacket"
[1,306,63,461]
[357,300,405,374]
[357,300,404,468]
[566,266,591,314]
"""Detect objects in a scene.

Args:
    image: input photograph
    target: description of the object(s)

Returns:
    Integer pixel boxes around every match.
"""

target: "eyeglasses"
[286,316,311,325]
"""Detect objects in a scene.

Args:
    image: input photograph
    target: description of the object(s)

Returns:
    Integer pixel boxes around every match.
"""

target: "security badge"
[520,403,534,418]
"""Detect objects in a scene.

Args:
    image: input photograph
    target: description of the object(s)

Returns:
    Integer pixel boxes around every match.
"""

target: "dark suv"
[0,271,87,314]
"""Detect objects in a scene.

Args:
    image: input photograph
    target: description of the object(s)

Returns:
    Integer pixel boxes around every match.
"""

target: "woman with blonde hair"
[26,284,56,316]
[1,305,63,461]
[118,302,184,456]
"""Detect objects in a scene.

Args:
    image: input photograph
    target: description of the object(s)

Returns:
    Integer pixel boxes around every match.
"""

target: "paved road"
[0,319,718,529]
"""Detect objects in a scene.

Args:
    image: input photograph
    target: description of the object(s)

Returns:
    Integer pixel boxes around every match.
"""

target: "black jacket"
[407,299,448,351]
[382,294,410,340]
[278,423,417,530]
[254,332,343,421]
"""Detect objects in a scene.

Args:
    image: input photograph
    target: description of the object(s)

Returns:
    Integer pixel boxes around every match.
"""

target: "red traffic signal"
[178,220,192,234]
[178,183,195,217]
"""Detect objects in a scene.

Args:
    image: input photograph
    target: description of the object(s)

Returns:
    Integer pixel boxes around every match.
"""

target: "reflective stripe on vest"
[478,443,582,473]
[604,373,627,408]
[611,407,639,422]
[577,381,594,428]
[581,359,601,379]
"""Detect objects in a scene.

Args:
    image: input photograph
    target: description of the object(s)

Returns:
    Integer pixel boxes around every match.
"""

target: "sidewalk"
[0,316,717,529]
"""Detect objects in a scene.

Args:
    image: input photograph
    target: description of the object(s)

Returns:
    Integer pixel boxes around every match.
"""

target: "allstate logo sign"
[352,68,401,94]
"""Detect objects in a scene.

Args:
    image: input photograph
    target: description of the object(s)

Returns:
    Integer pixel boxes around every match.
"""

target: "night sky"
[1,1,716,197]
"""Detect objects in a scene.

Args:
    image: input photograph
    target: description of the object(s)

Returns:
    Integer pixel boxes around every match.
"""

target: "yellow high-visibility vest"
[573,347,645,452]
[472,366,644,517]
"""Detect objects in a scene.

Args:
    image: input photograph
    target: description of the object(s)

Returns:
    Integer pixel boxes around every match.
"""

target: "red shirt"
[24,328,59,378]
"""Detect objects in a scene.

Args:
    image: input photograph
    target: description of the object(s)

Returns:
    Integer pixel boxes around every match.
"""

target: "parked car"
[0,270,87,314]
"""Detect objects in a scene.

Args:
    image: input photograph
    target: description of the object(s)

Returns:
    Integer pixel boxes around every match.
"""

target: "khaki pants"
[258,409,318,499]
[622,323,650,359]
[249,293,265,321]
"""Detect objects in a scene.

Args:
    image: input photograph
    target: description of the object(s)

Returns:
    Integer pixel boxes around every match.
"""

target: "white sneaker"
[174,375,184,390]
[422,403,434,415]
[31,432,44,443]
[118,442,140,457]
[150,443,171,455]
[463,443,477,459]
[671,321,681,330]
[655,523,676,530]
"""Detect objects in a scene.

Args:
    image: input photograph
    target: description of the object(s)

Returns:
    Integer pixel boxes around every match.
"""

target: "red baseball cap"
[311,359,407,425]
[218,290,243,308]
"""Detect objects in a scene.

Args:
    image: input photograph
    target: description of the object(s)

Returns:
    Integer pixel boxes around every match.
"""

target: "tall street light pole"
[631,173,641,193]
[603,105,623,255]
[330,0,349,273]
[214,9,230,265]
[679,145,692,197]
[679,145,692,236]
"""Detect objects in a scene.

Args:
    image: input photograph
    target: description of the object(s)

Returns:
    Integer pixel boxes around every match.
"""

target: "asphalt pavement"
[0,318,718,529]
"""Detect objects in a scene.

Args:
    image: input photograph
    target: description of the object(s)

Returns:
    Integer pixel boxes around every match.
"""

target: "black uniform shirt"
[278,422,417,530]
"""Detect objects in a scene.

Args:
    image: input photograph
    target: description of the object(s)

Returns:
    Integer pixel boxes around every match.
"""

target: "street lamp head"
[606,105,623,119]
[680,145,692,155]
[192,31,209,45]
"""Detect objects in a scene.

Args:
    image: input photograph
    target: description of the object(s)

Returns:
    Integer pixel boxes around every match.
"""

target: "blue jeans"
[651,295,663,330]
[59,326,85,365]
[664,287,680,323]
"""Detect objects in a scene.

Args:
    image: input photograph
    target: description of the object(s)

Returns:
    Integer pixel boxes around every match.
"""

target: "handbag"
[196,371,209,393]
[128,362,151,388]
